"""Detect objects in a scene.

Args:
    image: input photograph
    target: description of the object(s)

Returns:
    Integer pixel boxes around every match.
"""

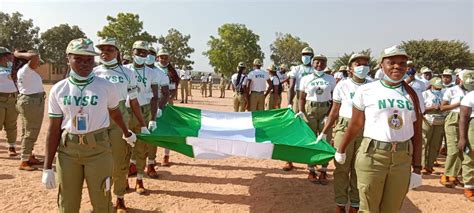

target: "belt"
[251,91,264,94]
[308,101,330,107]
[0,92,18,98]
[63,128,108,148]
[20,92,45,98]
[371,139,409,152]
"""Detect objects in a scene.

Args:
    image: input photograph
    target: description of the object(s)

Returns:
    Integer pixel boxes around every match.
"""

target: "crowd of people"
[0,38,473,213]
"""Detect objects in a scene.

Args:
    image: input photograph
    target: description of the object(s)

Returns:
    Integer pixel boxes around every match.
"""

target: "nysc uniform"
[94,64,137,198]
[460,91,474,189]
[248,69,270,111]
[180,69,191,102]
[17,63,45,161]
[200,76,208,97]
[48,76,119,212]
[288,65,314,112]
[332,78,371,208]
[352,80,425,212]
[421,89,445,171]
[443,85,468,177]
[0,67,18,148]
[154,65,171,157]
[208,75,213,97]
[266,74,282,110]
[231,73,248,112]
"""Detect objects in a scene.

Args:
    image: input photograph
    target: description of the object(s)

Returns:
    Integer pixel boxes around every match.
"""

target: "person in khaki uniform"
[94,37,150,211]
[459,70,474,201]
[421,77,445,175]
[180,65,191,103]
[231,62,248,112]
[288,47,315,113]
[200,73,207,97]
[295,54,336,184]
[247,59,271,111]
[319,53,371,212]
[11,49,44,171]
[265,64,281,110]
[41,38,137,213]
[440,70,469,187]
[208,73,213,97]
[219,74,227,98]
[0,47,19,157]
[336,45,424,212]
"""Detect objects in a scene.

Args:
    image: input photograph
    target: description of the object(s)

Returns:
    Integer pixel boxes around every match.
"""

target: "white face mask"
[382,70,404,84]
[157,61,169,68]
[314,70,325,77]
[133,55,146,65]
[301,55,312,65]
[145,55,156,65]
[100,58,118,66]
[353,65,370,79]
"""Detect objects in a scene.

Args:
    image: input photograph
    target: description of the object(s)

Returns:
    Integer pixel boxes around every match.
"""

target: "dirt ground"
[0,85,473,213]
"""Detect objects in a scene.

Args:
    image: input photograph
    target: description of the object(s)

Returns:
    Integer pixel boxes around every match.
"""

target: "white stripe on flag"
[186,137,274,159]
[198,110,255,142]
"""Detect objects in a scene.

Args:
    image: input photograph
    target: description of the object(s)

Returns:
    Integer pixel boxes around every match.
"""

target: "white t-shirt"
[94,65,137,102]
[247,69,270,92]
[352,80,425,142]
[334,72,346,81]
[460,91,474,118]
[422,89,443,109]
[156,66,176,90]
[268,75,280,91]
[374,68,384,80]
[17,64,44,94]
[277,71,287,83]
[0,70,17,93]
[201,76,207,83]
[419,78,430,90]
[125,64,161,106]
[299,73,336,102]
[48,76,119,134]
[333,78,371,118]
[442,85,468,113]
[409,79,426,94]
[152,66,171,99]
[231,73,248,91]
[180,69,191,80]
[208,75,213,84]
[288,65,314,91]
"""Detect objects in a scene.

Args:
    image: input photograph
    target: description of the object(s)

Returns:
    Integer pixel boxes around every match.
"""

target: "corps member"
[246,59,271,111]
[219,74,227,98]
[180,65,191,103]
[208,73,213,97]
[288,47,315,113]
[200,73,207,97]
[265,64,281,110]
[459,70,474,201]
[231,62,248,112]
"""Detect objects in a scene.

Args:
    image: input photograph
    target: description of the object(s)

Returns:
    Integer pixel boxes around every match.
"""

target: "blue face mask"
[431,89,441,95]
[353,65,370,79]
[301,55,312,65]
[314,70,325,77]
[145,55,156,65]
[133,55,146,65]
[0,61,13,73]
[382,70,404,84]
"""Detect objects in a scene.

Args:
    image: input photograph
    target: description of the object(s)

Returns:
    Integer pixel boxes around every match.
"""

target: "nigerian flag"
[138,105,335,165]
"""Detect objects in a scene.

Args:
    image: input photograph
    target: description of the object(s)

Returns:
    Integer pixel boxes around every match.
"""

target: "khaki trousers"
[462,119,474,189]
[266,93,281,110]
[180,80,189,102]
[421,120,444,170]
[0,93,18,145]
[17,93,45,161]
[444,112,462,176]
[129,104,153,175]
[249,92,265,111]
[233,93,247,112]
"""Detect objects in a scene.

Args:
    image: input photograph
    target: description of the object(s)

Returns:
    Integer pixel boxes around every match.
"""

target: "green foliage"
[97,13,157,56]
[331,49,378,71]
[0,12,40,50]
[270,33,308,67]
[158,28,195,69]
[39,24,85,65]
[203,23,264,77]
[400,39,471,73]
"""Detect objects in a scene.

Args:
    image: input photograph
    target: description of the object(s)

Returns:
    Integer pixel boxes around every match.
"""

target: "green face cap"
[378,45,409,64]
[132,40,149,50]
[66,38,99,56]
[348,53,370,66]
[312,54,327,62]
[442,68,454,76]
[253,58,262,66]
[338,65,348,71]
[157,48,169,56]
[266,64,277,72]
[429,77,443,89]
[148,46,157,54]
[96,37,118,49]
[301,47,314,55]
[462,70,474,91]
[237,62,246,68]
[421,67,433,74]
[280,64,288,70]
[0,47,12,55]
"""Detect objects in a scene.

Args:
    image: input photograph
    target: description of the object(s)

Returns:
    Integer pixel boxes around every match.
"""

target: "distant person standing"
[0,47,18,157]
[247,59,271,111]
[419,67,433,90]
[405,67,426,93]
[14,49,44,171]
[200,73,207,97]
[334,66,349,84]
[219,74,227,98]
[265,64,281,110]
[180,65,191,103]
[208,73,213,97]
[288,47,315,113]
[231,62,248,112]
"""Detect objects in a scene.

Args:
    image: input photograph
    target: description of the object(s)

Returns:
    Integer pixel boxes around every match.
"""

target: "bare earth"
[0,85,473,213]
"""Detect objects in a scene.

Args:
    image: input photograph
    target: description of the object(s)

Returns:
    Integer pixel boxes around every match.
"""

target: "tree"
[203,23,264,77]
[158,28,195,69]
[97,13,157,56]
[39,24,85,65]
[0,12,40,50]
[400,39,471,73]
[331,49,378,71]
[270,32,309,66]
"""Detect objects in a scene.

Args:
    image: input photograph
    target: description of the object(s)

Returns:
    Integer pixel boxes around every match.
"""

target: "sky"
[1,0,473,71]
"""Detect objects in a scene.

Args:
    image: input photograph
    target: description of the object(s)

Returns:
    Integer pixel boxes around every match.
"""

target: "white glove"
[141,126,150,134]
[287,104,292,109]
[42,169,56,189]
[409,173,422,190]
[316,134,327,143]
[334,151,346,164]
[295,112,304,119]
[148,121,157,132]
[156,108,162,118]
[123,130,137,147]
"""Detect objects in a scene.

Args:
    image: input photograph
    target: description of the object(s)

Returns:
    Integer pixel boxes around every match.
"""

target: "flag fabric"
[138,105,335,165]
